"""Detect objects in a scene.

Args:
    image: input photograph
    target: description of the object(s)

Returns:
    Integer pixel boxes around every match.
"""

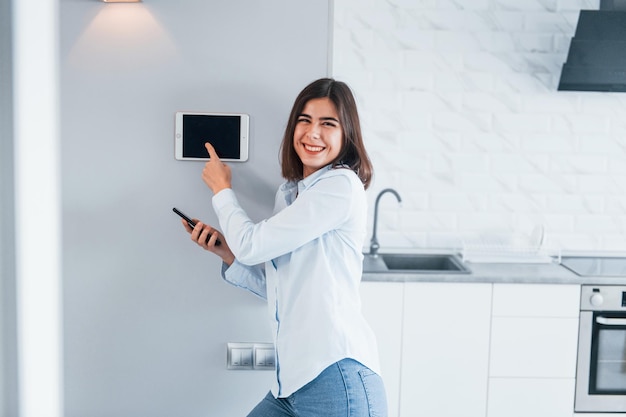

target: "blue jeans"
[247,358,387,417]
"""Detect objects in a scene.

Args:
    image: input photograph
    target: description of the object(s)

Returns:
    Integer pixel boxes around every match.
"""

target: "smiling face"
[293,97,344,178]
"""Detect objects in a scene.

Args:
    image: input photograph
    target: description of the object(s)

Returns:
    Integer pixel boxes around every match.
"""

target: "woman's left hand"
[181,218,235,265]
[202,142,232,194]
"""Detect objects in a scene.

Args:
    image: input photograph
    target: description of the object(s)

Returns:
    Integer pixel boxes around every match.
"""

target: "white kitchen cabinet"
[488,284,580,417]
[360,281,404,417]
[488,378,576,417]
[363,280,582,417]
[399,282,492,417]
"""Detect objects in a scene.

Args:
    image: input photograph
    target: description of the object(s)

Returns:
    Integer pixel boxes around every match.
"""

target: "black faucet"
[369,188,402,256]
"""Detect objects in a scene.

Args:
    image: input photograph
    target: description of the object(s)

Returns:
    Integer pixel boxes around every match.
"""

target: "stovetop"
[560,256,626,277]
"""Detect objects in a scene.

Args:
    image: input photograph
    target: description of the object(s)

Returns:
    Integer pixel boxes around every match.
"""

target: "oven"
[575,285,626,413]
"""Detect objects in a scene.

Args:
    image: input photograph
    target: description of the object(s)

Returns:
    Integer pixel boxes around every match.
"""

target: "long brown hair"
[279,78,373,189]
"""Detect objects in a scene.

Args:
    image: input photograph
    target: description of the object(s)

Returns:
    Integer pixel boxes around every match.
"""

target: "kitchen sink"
[363,253,471,274]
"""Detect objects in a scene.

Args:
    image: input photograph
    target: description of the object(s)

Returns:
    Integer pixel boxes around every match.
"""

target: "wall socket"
[227,342,275,370]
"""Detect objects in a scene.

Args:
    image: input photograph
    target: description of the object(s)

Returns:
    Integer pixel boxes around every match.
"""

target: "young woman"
[182,78,387,417]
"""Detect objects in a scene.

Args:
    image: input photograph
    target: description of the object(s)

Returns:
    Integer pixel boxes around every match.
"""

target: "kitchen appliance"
[562,256,626,277]
[558,2,626,92]
[575,284,626,412]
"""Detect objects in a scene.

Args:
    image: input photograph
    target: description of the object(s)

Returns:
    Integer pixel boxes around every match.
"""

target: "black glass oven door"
[589,311,626,395]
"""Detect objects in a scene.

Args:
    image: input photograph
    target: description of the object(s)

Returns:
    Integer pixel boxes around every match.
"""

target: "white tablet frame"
[174,111,249,162]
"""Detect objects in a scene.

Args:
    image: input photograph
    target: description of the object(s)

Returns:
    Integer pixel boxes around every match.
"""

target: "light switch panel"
[254,347,276,369]
[227,342,275,370]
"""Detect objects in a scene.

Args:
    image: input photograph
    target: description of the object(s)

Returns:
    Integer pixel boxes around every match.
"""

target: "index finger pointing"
[204,142,220,161]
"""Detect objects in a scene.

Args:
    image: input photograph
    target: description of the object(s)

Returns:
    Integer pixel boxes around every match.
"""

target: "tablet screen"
[182,114,241,159]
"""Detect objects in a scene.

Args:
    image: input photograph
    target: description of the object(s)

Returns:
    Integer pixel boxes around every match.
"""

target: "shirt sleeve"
[221,260,267,300]
[212,171,355,266]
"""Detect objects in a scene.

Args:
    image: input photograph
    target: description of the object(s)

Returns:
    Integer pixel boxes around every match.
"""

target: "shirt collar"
[297,164,333,193]
[279,165,334,205]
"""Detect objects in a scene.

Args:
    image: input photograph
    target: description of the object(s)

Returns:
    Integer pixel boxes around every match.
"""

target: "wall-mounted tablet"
[175,111,249,162]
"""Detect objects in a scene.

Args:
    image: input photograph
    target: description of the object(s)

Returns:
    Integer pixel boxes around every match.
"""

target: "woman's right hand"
[202,142,232,195]
[182,218,235,266]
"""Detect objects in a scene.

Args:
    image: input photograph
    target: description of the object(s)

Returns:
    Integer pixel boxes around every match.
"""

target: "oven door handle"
[596,316,626,326]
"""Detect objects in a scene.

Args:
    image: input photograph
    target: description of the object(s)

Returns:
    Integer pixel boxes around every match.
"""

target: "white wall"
[333,0,626,252]
[59,1,329,416]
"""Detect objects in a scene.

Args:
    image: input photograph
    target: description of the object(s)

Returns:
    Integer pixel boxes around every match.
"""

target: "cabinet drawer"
[489,316,578,378]
[488,378,575,417]
[492,284,580,317]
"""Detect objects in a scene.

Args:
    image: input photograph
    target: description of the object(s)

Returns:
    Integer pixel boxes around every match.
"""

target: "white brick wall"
[332,0,626,251]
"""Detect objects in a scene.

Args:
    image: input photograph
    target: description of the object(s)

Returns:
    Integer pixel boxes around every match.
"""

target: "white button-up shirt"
[212,165,381,398]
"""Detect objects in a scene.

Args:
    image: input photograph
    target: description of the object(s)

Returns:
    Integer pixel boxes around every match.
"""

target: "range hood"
[558,7,626,92]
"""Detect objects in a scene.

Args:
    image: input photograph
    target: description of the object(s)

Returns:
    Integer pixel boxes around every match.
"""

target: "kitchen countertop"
[361,249,626,285]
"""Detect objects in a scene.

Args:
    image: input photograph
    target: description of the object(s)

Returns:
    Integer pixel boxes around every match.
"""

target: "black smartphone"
[173,207,221,246]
